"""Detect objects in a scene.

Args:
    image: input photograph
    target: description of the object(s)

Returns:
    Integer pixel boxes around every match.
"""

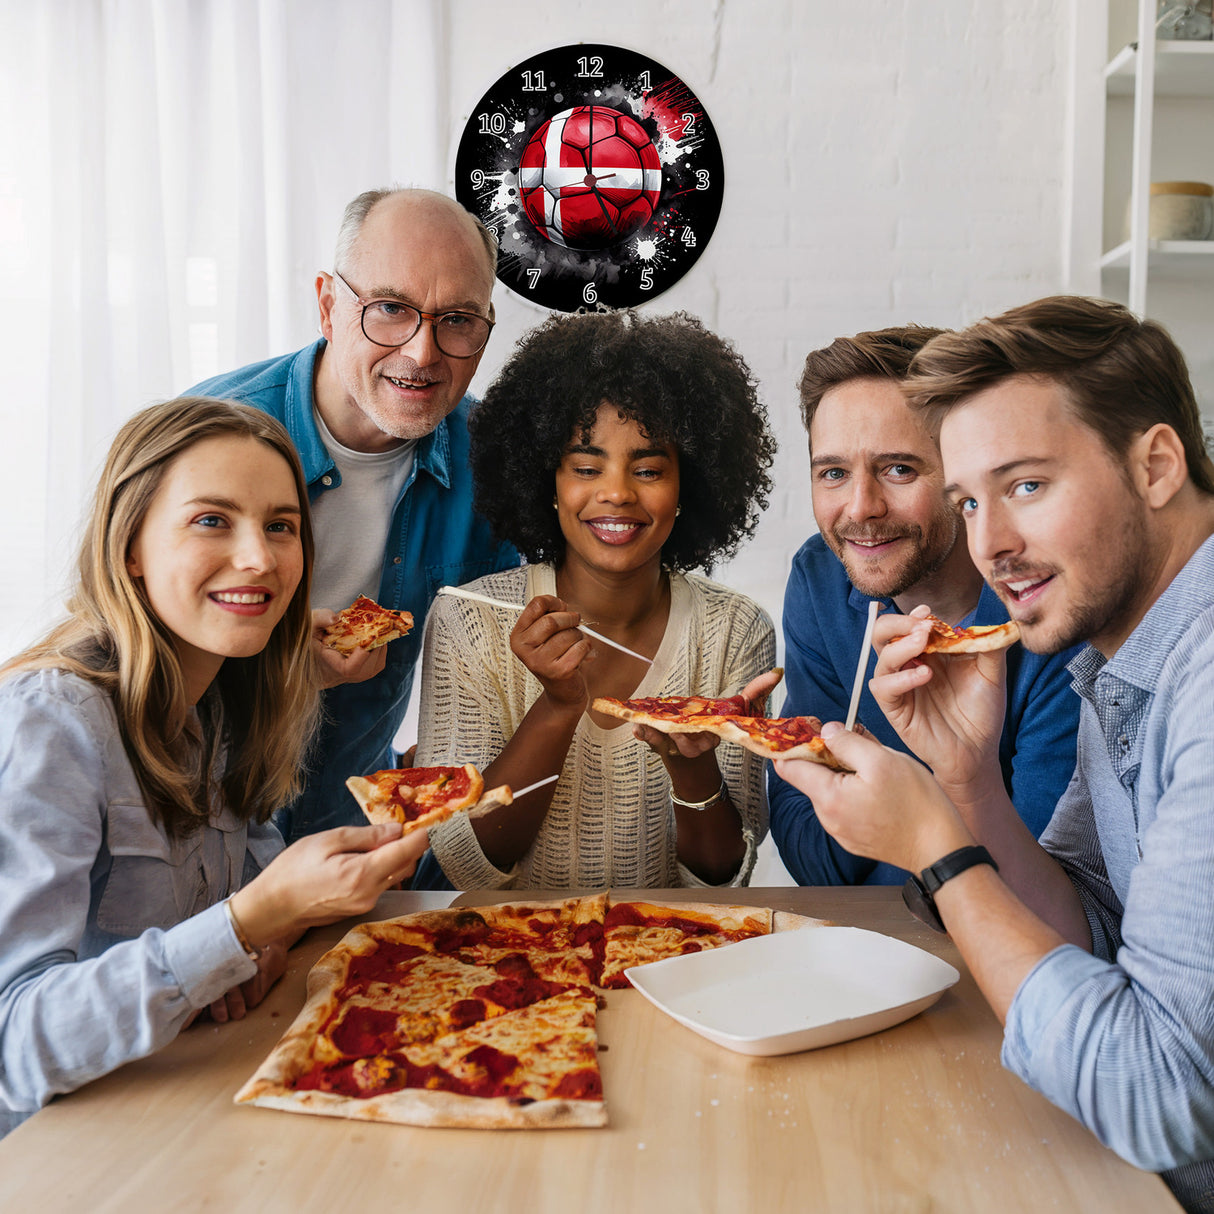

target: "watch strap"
[920,845,998,895]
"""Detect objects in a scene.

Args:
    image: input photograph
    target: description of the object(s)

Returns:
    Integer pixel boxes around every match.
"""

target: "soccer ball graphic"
[518,106,663,249]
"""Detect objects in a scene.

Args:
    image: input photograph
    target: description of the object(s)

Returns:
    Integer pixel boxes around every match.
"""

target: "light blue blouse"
[1003,536,1214,1211]
[0,668,281,1136]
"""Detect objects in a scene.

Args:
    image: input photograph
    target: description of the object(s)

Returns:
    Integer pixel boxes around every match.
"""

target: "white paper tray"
[625,925,960,1056]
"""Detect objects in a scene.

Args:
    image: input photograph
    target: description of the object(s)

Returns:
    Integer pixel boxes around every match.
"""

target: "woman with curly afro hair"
[414,310,780,891]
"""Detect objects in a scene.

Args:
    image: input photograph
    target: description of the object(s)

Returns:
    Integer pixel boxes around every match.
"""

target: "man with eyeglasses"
[190,188,518,843]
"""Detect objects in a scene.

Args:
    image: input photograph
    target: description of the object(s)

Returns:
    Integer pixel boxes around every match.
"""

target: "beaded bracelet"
[669,781,727,811]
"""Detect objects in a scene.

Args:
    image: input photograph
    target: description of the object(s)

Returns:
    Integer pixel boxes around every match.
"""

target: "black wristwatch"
[901,845,998,933]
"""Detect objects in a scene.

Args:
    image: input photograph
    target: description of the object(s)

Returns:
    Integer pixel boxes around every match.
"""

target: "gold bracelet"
[224,898,263,962]
[669,781,727,811]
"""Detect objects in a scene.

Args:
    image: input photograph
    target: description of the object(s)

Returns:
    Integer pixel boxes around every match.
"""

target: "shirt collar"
[415,408,453,489]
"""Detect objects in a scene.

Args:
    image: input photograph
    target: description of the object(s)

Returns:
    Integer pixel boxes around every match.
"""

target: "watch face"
[455,44,724,312]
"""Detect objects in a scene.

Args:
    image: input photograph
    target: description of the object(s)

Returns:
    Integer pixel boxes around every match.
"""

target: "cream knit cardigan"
[418,564,775,890]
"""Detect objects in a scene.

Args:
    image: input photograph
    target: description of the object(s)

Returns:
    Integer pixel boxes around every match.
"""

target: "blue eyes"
[192,515,295,535]
[817,465,916,483]
[956,482,1041,517]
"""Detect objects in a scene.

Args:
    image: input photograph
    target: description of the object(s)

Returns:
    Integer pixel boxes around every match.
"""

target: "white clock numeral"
[576,56,605,78]
[695,169,710,191]
[478,111,508,136]
[638,71,651,92]
[681,227,696,248]
[526,268,541,289]
[640,267,654,291]
[582,281,599,305]
[521,70,546,92]
[470,169,486,190]
[681,112,697,137]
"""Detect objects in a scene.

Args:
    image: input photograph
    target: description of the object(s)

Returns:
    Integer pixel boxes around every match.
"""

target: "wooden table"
[0,887,1178,1213]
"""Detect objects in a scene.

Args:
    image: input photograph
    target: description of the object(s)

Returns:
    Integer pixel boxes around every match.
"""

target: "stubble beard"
[355,374,455,443]
[831,505,961,600]
[1001,506,1152,656]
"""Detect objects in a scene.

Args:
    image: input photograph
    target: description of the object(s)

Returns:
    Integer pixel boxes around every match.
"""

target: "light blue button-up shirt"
[190,341,519,841]
[1003,534,1214,1212]
[0,670,279,1137]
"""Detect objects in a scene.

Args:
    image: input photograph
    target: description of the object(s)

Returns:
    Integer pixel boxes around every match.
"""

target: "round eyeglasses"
[331,270,494,359]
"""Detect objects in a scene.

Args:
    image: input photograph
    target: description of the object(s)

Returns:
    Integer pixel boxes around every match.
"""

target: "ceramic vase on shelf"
[1124,182,1214,241]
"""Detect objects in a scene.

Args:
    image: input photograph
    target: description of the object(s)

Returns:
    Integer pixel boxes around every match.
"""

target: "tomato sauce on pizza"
[321,595,413,656]
[235,895,819,1129]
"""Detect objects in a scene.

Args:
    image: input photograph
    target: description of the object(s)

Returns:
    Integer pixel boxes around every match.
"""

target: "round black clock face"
[455,44,724,312]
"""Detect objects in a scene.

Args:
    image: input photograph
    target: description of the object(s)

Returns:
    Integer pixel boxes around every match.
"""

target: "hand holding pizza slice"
[592,693,851,772]
[868,607,1014,792]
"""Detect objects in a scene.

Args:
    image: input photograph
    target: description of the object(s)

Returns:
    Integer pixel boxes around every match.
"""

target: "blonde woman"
[0,398,426,1136]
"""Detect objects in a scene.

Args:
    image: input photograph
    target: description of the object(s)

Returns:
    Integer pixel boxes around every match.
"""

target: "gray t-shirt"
[310,409,415,611]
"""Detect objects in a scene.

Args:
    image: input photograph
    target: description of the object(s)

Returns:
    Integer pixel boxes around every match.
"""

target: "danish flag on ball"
[518,106,663,249]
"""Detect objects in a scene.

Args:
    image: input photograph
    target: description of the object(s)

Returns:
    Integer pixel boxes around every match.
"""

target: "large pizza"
[235,893,822,1129]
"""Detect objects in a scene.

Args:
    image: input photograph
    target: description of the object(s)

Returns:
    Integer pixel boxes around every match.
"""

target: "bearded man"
[776,297,1214,1211]
[768,325,1080,885]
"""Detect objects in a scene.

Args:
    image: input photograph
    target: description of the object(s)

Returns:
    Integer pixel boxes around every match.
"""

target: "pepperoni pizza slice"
[345,764,513,834]
[321,595,414,656]
[900,613,1021,654]
[591,694,751,733]
[715,715,852,770]
[598,900,773,989]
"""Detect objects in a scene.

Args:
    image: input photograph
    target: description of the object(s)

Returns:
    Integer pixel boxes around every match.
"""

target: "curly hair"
[470,311,776,573]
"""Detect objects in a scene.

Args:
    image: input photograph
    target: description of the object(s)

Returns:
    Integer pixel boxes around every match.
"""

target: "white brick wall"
[451,0,1073,637]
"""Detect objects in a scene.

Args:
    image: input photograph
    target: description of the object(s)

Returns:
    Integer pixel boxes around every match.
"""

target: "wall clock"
[454,44,724,312]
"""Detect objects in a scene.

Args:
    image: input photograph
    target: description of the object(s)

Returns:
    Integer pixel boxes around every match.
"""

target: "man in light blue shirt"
[777,296,1214,1212]
[192,189,518,843]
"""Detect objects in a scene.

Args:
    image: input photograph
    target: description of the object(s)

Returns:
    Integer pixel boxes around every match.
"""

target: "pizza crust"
[713,719,851,770]
[237,1080,605,1129]
[922,620,1020,654]
[592,697,850,769]
[895,614,1021,655]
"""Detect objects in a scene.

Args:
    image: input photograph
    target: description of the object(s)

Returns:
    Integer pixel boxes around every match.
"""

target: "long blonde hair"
[4,398,319,836]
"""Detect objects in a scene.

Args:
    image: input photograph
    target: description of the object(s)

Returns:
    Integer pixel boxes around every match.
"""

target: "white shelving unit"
[1067,1,1214,414]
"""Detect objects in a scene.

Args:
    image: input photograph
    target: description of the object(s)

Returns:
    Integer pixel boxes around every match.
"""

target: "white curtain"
[0,0,448,657]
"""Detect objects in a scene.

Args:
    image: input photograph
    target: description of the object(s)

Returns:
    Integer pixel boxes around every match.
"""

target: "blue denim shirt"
[1002,535,1214,1211]
[0,670,278,1136]
[768,534,1081,884]
[191,341,519,840]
